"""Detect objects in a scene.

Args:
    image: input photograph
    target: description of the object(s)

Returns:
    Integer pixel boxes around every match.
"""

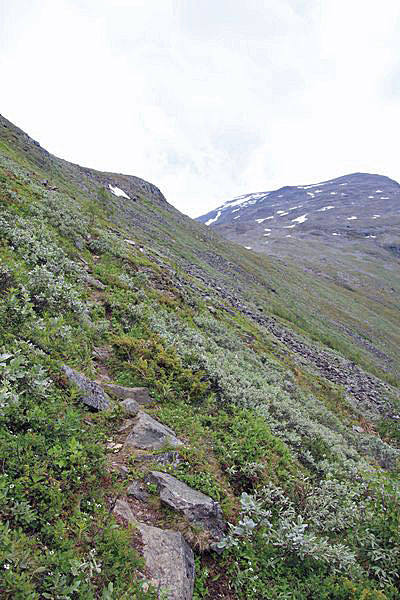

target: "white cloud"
[1,0,400,217]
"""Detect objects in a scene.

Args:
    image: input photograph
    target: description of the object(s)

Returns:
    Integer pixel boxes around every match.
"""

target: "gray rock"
[125,412,183,450]
[127,480,150,502]
[140,522,195,600]
[145,471,226,543]
[121,398,140,415]
[113,497,136,524]
[135,451,182,468]
[102,383,152,404]
[62,365,110,410]
[113,498,194,600]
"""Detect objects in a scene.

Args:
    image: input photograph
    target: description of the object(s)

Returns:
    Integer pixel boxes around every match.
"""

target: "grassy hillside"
[0,114,399,599]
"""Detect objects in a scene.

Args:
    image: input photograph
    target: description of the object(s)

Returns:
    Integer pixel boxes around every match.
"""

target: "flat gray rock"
[113,498,194,600]
[146,471,226,543]
[62,365,110,410]
[125,412,183,450]
[102,383,152,404]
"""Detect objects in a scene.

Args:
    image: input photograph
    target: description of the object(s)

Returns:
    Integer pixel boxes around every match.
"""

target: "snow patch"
[307,192,315,198]
[372,215,381,219]
[255,217,270,223]
[245,246,252,250]
[109,184,130,199]
[317,206,335,212]
[205,211,222,226]
[347,216,357,220]
[376,189,383,193]
[292,214,308,224]
[368,196,374,199]
[380,196,389,200]
[330,192,337,195]
[283,224,296,229]
[298,181,331,190]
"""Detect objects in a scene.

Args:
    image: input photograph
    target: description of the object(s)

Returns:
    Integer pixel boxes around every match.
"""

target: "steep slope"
[1,114,400,599]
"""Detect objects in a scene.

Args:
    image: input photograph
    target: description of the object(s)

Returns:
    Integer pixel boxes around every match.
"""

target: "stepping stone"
[113,498,194,600]
[125,412,183,450]
[145,471,226,544]
[62,365,111,411]
[102,383,152,404]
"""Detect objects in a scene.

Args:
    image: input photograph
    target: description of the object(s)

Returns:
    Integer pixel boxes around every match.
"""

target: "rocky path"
[63,366,227,600]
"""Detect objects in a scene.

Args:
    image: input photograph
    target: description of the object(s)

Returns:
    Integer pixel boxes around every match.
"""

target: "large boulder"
[102,383,152,404]
[113,498,194,600]
[62,365,110,410]
[145,471,226,543]
[125,412,183,450]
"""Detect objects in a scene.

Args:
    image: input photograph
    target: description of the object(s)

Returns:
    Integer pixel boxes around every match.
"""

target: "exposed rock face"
[62,365,111,410]
[113,498,194,600]
[145,471,226,543]
[102,383,152,404]
[125,412,183,450]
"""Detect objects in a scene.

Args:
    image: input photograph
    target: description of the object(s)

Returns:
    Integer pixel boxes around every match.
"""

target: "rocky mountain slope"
[1,114,400,599]
[197,172,400,256]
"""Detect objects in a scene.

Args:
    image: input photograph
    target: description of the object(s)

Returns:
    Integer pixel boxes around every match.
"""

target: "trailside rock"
[113,499,194,600]
[62,365,110,411]
[125,412,183,450]
[121,398,140,415]
[139,522,194,600]
[127,480,150,503]
[145,471,226,543]
[134,451,182,468]
[102,383,152,404]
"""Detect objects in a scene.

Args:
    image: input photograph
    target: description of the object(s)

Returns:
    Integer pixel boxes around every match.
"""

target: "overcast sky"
[1,0,400,216]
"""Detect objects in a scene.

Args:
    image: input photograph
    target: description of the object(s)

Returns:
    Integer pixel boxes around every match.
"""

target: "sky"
[1,0,400,217]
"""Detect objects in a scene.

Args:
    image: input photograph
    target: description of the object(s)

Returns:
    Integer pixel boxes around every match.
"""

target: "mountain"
[197,172,400,255]
[1,114,400,599]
